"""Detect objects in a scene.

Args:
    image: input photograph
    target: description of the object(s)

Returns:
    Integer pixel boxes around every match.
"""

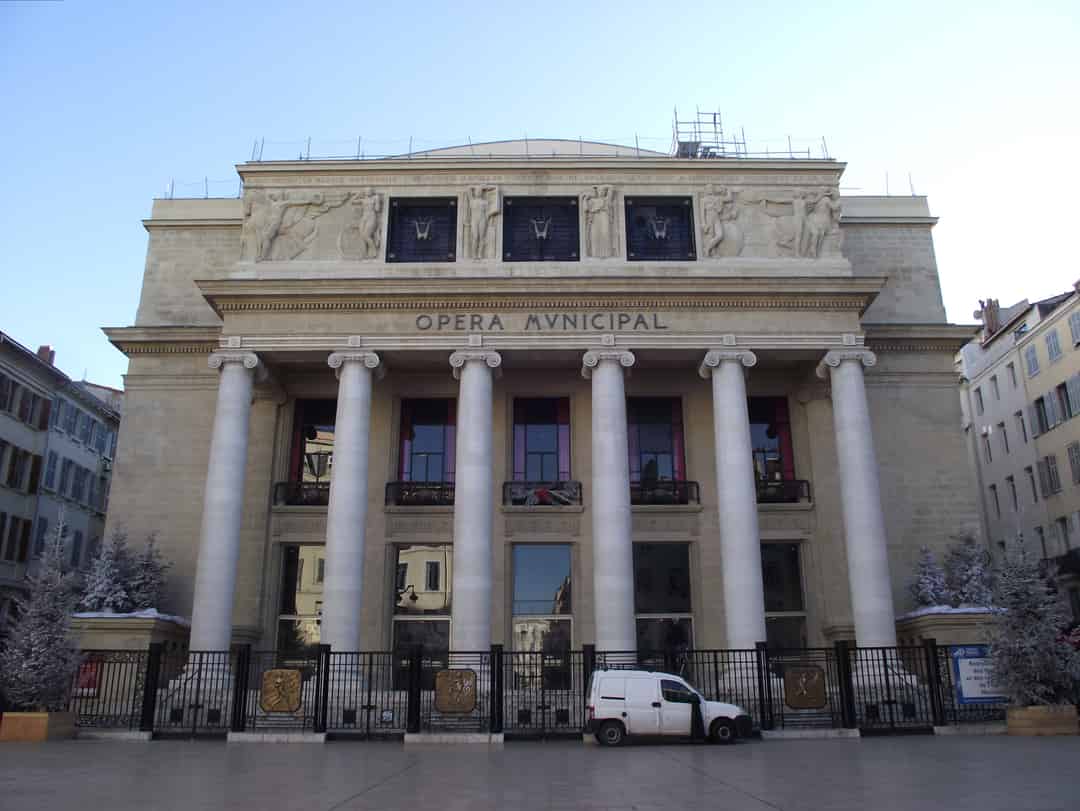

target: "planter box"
[894,608,994,647]
[72,611,189,653]
[1006,705,1079,736]
[0,711,75,742]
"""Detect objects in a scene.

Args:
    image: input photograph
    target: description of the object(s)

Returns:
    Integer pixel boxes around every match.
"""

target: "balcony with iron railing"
[385,481,455,507]
[756,478,812,505]
[502,480,583,507]
[273,481,330,506]
[629,480,700,506]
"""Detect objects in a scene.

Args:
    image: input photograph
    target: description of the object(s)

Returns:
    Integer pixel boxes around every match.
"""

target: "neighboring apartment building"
[0,332,121,623]
[958,287,1080,619]
[103,136,980,658]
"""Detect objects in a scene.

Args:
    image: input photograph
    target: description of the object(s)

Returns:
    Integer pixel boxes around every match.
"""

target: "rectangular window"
[6,448,28,490]
[33,517,48,557]
[17,389,36,424]
[633,543,691,615]
[1007,362,1018,388]
[0,374,11,412]
[1015,410,1028,443]
[762,542,807,648]
[1006,475,1018,511]
[1033,397,1051,434]
[749,397,795,483]
[512,398,571,483]
[398,399,456,482]
[974,387,984,415]
[1069,442,1080,485]
[1047,330,1063,362]
[512,544,573,656]
[982,436,992,464]
[1056,516,1070,553]
[997,422,1009,454]
[51,397,63,429]
[1048,455,1063,493]
[1025,345,1040,377]
[1026,466,1039,503]
[315,558,325,584]
[63,405,78,434]
[1057,382,1074,421]
[624,196,696,260]
[502,197,579,261]
[2,517,19,561]
[93,423,108,454]
[1035,526,1047,558]
[71,467,88,503]
[394,544,451,616]
[990,375,1000,401]
[58,459,73,495]
[70,530,83,568]
[286,399,336,504]
[277,544,324,655]
[1070,311,1080,346]
[386,197,457,262]
[990,485,1000,519]
[628,398,687,504]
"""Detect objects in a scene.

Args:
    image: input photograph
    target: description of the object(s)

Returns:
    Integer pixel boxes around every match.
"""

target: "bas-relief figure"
[583,185,617,258]
[244,189,349,261]
[701,184,745,258]
[757,188,842,259]
[462,185,500,260]
[338,189,383,260]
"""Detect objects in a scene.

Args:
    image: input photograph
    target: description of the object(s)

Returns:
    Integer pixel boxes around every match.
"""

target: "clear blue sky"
[2,1,1077,388]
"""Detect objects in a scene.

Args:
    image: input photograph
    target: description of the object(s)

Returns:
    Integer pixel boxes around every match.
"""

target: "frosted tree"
[78,528,133,613]
[128,533,170,610]
[0,523,82,710]
[988,536,1080,705]
[944,535,993,607]
[908,546,948,608]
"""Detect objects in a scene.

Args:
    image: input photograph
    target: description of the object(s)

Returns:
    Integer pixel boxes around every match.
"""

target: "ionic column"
[321,350,382,652]
[582,349,636,652]
[188,351,262,652]
[448,350,502,651]
[817,349,897,647]
[699,350,767,649]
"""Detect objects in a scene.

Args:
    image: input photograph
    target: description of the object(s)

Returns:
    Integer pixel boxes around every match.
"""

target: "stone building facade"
[103,139,979,655]
[959,287,1080,618]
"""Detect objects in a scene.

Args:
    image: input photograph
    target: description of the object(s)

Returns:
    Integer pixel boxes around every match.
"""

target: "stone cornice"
[103,326,221,357]
[143,218,242,231]
[863,323,979,354]
[196,276,886,316]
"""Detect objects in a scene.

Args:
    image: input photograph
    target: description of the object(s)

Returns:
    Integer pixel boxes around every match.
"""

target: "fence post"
[835,640,857,729]
[139,643,164,733]
[923,638,946,727]
[406,644,423,734]
[583,643,596,683]
[314,644,331,734]
[490,644,503,734]
[754,641,772,731]
[230,644,251,733]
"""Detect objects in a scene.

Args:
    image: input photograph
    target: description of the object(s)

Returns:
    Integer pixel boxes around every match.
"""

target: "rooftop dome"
[405,138,669,158]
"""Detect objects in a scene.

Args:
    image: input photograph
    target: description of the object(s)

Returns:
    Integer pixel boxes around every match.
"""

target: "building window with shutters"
[502,197,579,261]
[1069,442,1080,485]
[1035,526,1047,558]
[1041,454,1062,495]
[974,387,984,415]
[1016,410,1028,443]
[1055,516,1071,553]
[1046,330,1063,363]
[33,517,48,557]
[43,452,57,491]
[1070,311,1080,346]
[982,436,992,464]
[1033,397,1051,433]
[1006,475,1018,511]
[989,484,1000,519]
[990,375,1000,400]
[1025,345,1040,377]
[997,422,1009,454]
[1007,362,1018,387]
[1026,466,1039,503]
[1056,382,1074,420]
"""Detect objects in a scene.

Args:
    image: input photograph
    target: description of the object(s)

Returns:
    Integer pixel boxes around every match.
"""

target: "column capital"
[328,350,384,380]
[208,351,269,384]
[816,349,877,379]
[698,349,757,379]
[449,349,502,380]
[581,349,635,380]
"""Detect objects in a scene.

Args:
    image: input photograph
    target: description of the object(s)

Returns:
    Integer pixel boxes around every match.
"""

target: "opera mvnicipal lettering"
[414,312,669,331]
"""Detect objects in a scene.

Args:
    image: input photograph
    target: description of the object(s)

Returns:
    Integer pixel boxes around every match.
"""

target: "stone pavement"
[0,736,1078,811]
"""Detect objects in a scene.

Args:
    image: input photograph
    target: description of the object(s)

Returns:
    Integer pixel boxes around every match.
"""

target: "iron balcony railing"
[273,481,330,506]
[630,480,700,505]
[385,481,455,507]
[755,479,812,504]
[502,481,583,507]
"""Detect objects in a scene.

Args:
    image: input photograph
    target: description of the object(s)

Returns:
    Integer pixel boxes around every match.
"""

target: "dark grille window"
[502,197,579,261]
[387,198,457,262]
[624,197,695,260]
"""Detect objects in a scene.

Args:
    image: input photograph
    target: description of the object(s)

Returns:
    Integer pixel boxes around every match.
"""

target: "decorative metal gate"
[503,650,586,737]
[151,650,234,738]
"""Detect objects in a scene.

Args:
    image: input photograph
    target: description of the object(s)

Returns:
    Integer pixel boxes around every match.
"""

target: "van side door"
[659,678,695,736]
[624,676,661,735]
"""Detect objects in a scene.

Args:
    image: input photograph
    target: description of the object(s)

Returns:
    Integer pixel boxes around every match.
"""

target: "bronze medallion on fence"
[259,668,303,713]
[783,664,827,710]
[434,669,477,714]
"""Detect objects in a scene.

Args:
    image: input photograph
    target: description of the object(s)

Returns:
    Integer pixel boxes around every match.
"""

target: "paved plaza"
[1,736,1078,810]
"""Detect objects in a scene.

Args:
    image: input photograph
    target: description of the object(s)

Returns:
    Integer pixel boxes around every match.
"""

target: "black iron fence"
[756,478,812,504]
[629,480,700,505]
[273,481,330,506]
[68,640,1019,738]
[385,481,455,506]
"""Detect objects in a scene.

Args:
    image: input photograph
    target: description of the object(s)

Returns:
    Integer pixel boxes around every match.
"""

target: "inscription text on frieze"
[415,312,669,332]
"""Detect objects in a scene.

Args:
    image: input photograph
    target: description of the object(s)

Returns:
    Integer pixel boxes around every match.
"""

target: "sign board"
[259,668,303,713]
[434,669,478,714]
[783,664,827,709]
[950,645,1007,705]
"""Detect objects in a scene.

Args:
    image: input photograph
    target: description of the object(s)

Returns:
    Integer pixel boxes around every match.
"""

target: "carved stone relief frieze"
[701,184,744,258]
[754,188,842,259]
[242,189,350,262]
[462,185,500,260]
[337,189,383,260]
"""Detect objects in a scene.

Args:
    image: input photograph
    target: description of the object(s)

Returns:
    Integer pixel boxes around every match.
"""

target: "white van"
[586,669,752,746]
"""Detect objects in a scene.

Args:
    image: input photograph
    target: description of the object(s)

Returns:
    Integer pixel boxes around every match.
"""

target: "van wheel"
[710,718,736,744]
[596,720,626,746]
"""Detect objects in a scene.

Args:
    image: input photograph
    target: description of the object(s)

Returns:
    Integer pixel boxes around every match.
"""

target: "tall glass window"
[277,544,324,655]
[398,399,456,482]
[761,542,807,649]
[748,397,795,482]
[512,544,572,648]
[392,544,452,683]
[633,543,692,653]
[512,398,571,482]
[283,399,336,505]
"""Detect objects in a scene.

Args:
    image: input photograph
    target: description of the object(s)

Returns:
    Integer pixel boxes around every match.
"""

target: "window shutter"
[1038,459,1050,498]
[1045,394,1059,427]
[1071,312,1080,345]
[1028,404,1041,437]
[17,521,30,563]
[1069,376,1080,417]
